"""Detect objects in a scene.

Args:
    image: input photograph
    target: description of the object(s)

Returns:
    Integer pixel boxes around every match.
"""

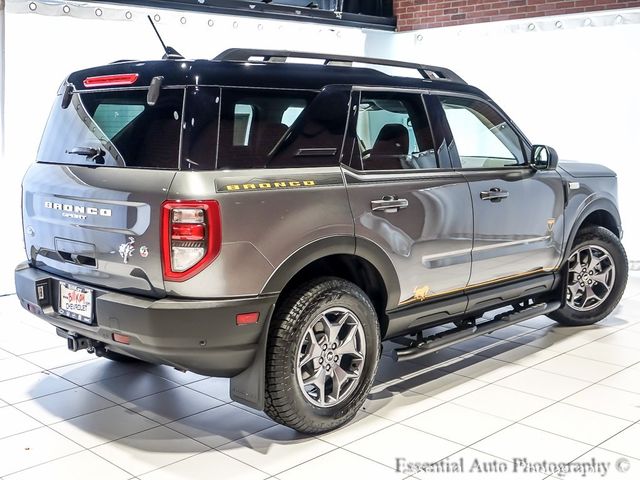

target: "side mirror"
[531,145,559,170]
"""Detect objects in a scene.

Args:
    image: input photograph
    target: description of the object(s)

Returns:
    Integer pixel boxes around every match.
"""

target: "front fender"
[563,195,621,262]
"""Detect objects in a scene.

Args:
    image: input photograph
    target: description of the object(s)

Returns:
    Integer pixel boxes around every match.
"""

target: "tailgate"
[23,164,175,296]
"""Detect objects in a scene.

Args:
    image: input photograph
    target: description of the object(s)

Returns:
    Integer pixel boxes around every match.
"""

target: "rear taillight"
[161,200,221,281]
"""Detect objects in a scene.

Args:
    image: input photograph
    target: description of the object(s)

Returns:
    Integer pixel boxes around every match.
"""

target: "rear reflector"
[236,312,260,325]
[112,333,130,345]
[83,73,139,88]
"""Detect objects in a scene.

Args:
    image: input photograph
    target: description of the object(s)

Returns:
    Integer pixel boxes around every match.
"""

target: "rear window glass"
[37,89,184,169]
[93,104,145,138]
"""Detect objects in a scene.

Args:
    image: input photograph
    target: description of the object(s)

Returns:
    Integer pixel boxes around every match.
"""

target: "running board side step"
[392,300,561,362]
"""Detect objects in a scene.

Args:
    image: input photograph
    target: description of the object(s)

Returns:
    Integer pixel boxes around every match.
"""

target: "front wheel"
[264,277,380,433]
[549,226,628,326]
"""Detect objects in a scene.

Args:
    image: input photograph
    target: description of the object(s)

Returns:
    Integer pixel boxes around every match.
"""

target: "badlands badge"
[118,237,135,264]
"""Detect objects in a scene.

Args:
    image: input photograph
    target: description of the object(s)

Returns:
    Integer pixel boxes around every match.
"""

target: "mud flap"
[229,305,273,411]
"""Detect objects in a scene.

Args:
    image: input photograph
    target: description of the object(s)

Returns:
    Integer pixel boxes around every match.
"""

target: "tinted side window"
[439,96,525,169]
[217,88,315,169]
[353,92,437,171]
[268,88,350,168]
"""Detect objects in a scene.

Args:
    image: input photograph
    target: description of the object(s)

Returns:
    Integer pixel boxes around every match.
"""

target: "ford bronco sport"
[15,49,628,433]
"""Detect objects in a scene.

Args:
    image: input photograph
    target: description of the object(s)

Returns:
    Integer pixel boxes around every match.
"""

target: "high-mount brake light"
[161,200,221,281]
[83,73,139,88]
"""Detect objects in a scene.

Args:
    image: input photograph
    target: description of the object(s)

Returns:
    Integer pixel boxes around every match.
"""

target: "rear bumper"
[14,262,276,377]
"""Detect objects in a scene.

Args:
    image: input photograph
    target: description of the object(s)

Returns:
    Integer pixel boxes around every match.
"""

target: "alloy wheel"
[566,244,616,312]
[296,307,366,407]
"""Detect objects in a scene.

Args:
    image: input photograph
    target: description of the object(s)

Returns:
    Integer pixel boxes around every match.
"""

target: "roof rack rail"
[213,48,466,84]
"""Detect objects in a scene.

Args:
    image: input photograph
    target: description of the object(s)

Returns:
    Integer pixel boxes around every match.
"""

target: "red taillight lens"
[83,73,139,88]
[161,200,221,281]
[171,223,205,241]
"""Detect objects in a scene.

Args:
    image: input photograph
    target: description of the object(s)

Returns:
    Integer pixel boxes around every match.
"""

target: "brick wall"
[395,0,640,31]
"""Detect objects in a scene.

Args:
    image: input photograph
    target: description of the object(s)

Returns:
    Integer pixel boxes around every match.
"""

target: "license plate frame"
[58,282,94,324]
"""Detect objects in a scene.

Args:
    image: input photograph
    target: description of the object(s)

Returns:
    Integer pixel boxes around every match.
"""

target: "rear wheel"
[549,226,628,326]
[264,277,380,433]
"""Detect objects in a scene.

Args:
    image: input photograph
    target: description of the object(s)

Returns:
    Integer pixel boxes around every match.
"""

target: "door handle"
[480,188,509,202]
[371,195,409,213]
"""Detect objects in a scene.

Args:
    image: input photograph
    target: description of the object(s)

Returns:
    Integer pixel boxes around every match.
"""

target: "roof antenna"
[147,15,184,60]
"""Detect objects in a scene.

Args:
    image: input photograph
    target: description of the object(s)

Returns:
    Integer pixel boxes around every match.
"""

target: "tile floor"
[0,273,639,480]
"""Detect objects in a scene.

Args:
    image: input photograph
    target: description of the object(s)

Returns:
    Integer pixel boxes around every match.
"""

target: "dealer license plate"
[58,282,93,324]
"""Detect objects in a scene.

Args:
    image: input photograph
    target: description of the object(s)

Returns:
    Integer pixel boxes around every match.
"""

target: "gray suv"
[15,49,628,433]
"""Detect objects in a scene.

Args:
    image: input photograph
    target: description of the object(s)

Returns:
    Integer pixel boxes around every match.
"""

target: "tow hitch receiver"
[56,328,94,352]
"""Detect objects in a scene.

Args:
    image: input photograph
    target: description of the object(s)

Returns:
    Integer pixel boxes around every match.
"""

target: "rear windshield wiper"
[65,147,106,164]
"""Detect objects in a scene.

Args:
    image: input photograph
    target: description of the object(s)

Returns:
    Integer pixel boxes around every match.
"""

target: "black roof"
[67,53,488,100]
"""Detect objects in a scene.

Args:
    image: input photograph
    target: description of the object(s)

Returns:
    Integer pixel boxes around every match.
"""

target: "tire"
[264,277,381,433]
[549,226,628,326]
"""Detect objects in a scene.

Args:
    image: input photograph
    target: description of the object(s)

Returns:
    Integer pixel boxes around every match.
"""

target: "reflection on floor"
[0,273,639,480]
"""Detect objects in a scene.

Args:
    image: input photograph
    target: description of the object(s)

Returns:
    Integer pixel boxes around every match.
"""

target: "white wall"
[1,1,638,294]
[0,0,366,293]
[365,9,640,263]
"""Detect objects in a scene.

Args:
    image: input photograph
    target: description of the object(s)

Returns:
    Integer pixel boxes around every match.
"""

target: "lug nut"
[580,283,585,287]
[334,355,339,362]
[319,358,323,364]
[331,343,337,349]
[325,365,331,371]
[588,280,593,284]
[322,344,327,351]
[589,271,594,275]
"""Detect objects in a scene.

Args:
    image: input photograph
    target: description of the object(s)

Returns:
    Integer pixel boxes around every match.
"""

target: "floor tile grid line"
[181,382,234,404]
[0,372,157,477]
[3,328,330,478]
[127,423,340,480]
[355,326,636,439]
[0,336,66,359]
[3,303,637,478]
[4,327,633,436]
[575,417,640,462]
[216,442,341,480]
[269,441,418,480]
[597,420,640,461]
[1,370,197,447]
[5,370,181,425]
[0,421,130,478]
[446,342,640,425]
[0,374,77,405]
[540,417,640,480]
[342,329,640,474]
[455,358,640,473]
[154,403,276,448]
[0,404,48,441]
[363,355,640,475]
[439,318,640,399]
[379,311,637,392]
[84,400,284,477]
[0,349,93,385]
